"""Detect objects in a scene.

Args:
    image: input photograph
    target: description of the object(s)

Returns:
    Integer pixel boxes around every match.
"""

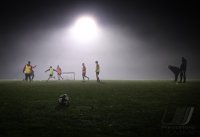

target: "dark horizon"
[0,0,200,80]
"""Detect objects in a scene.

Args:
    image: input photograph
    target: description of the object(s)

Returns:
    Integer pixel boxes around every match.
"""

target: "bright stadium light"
[70,16,99,43]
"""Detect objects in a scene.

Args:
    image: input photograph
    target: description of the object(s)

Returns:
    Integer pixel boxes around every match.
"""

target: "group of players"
[23,57,186,83]
[23,61,100,82]
[168,57,187,83]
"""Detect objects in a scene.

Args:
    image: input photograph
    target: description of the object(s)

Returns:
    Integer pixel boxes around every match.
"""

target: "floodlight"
[70,16,99,43]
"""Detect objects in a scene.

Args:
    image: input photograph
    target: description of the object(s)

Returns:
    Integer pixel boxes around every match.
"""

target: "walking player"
[82,63,89,81]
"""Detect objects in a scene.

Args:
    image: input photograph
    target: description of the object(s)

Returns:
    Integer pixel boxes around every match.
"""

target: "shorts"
[25,73,31,81]
[82,72,86,76]
[96,72,99,75]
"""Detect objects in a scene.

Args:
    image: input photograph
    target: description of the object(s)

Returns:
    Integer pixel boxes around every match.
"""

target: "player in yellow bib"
[23,61,36,82]
[45,66,56,81]
[95,61,100,82]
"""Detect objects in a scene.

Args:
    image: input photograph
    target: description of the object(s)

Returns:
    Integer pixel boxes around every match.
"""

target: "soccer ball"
[58,94,70,106]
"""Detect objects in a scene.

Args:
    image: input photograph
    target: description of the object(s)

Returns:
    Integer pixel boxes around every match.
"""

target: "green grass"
[0,80,200,137]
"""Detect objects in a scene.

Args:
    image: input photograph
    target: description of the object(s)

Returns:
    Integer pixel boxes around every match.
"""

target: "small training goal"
[62,72,75,80]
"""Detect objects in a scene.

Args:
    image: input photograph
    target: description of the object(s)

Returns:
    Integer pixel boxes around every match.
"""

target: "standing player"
[179,57,187,83]
[95,61,100,82]
[56,65,63,80]
[82,63,89,81]
[45,66,56,81]
[23,61,36,82]
[30,65,37,80]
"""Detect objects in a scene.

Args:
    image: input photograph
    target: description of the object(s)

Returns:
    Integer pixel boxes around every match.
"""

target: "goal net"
[62,72,75,80]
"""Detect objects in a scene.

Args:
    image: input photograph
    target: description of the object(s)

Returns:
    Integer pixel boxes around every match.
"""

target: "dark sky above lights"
[0,0,200,80]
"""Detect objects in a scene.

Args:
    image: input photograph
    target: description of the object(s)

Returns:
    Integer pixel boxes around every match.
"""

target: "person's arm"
[45,69,50,72]
[23,65,26,73]
[32,65,37,68]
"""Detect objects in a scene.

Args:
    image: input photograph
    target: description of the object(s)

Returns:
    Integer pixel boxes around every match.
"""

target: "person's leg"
[179,71,183,83]
[85,75,89,80]
[83,76,85,81]
[32,73,34,80]
[175,74,178,82]
[25,74,28,81]
[96,73,98,81]
[82,73,85,81]
[30,71,34,80]
[96,72,100,82]
[175,69,180,82]
[60,74,63,80]
[47,74,51,81]
[183,71,186,83]
[28,74,31,82]
[83,73,89,80]
[50,74,55,79]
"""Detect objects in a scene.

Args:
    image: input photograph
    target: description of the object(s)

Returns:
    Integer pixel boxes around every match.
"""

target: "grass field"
[0,80,200,137]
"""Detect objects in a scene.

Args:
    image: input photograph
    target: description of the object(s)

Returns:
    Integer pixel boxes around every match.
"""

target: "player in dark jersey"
[82,63,89,81]
[168,65,180,82]
[95,61,100,82]
[179,57,187,83]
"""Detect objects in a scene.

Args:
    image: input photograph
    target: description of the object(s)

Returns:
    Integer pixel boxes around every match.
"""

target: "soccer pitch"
[0,80,200,137]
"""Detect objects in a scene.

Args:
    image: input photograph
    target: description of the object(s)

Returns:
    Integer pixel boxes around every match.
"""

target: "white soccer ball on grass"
[58,93,70,106]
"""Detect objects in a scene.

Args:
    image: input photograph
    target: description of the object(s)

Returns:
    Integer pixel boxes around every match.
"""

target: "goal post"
[62,72,75,80]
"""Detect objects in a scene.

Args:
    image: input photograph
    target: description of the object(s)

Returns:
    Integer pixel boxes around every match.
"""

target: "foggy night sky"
[0,0,200,80]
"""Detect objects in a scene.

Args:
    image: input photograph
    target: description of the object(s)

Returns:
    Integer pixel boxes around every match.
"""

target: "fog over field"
[0,1,200,80]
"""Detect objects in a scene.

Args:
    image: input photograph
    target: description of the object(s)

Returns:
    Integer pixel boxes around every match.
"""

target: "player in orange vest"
[56,65,63,80]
